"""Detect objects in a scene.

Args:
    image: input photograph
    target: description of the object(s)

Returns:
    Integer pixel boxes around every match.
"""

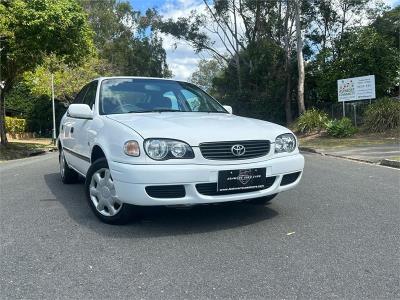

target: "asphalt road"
[0,153,399,299]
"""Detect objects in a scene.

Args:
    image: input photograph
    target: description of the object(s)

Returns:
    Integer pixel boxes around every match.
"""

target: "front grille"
[196,176,276,196]
[280,172,301,186]
[145,185,186,198]
[199,140,271,160]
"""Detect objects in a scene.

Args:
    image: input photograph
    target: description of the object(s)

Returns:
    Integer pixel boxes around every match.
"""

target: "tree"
[307,26,400,102]
[372,6,400,49]
[189,59,224,92]
[295,0,306,115]
[23,56,114,104]
[157,0,284,92]
[0,0,93,145]
[78,0,171,77]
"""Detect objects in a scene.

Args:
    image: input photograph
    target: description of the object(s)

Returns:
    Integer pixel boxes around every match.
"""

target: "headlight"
[124,140,140,156]
[275,133,296,153]
[144,139,194,160]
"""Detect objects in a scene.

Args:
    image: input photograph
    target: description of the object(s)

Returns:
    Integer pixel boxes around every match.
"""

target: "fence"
[315,100,373,127]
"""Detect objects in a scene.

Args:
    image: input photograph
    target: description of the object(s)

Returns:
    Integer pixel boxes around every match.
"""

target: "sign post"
[337,75,376,123]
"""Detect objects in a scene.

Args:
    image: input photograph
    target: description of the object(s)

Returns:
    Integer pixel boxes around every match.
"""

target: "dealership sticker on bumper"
[218,168,266,192]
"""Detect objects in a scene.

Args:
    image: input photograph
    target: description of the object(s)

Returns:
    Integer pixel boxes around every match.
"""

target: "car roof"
[94,76,188,84]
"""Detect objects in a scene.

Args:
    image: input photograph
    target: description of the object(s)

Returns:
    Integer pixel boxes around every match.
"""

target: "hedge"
[5,116,26,134]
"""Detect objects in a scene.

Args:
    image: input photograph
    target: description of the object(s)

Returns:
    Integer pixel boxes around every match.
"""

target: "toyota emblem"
[231,144,246,156]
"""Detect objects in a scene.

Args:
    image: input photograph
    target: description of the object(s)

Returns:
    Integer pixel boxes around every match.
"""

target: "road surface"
[0,153,399,299]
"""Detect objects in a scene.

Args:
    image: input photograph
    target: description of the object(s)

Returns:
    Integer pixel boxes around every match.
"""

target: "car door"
[62,84,89,168]
[68,80,98,175]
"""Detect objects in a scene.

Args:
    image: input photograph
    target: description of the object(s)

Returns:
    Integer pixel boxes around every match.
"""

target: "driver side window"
[82,81,98,110]
[73,85,89,104]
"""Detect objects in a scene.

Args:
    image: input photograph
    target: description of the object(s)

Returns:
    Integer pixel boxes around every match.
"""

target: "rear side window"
[83,81,98,109]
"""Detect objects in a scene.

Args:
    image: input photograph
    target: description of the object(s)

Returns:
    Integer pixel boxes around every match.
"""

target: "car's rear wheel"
[85,158,135,224]
[59,149,79,184]
[247,193,278,205]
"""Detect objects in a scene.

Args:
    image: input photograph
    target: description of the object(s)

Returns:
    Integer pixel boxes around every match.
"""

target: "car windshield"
[99,78,228,115]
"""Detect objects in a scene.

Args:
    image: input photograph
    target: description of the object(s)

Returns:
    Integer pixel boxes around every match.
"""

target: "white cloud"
[159,0,209,81]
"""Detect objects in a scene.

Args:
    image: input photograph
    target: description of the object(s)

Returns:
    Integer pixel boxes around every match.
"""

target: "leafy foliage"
[78,0,171,77]
[0,0,94,85]
[5,82,65,134]
[23,56,114,103]
[5,117,26,134]
[189,59,224,92]
[295,109,329,133]
[326,118,357,137]
[363,98,400,132]
[307,27,400,103]
[0,0,94,144]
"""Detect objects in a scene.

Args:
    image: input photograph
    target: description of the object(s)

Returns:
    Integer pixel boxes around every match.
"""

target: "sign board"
[337,75,376,102]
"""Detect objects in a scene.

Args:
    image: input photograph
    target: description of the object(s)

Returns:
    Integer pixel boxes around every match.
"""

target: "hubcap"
[89,168,122,217]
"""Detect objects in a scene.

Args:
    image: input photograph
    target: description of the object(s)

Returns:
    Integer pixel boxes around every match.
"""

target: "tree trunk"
[0,87,8,146]
[283,0,292,124]
[235,54,242,92]
[285,64,293,124]
[295,0,305,115]
[232,0,242,92]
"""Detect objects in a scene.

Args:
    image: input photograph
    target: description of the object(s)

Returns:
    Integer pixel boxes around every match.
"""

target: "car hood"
[106,112,289,145]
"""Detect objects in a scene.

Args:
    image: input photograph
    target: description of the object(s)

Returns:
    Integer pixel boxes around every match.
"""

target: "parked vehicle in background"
[58,77,304,224]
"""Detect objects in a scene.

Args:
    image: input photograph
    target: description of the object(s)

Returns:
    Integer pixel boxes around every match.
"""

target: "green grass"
[0,139,56,162]
[299,129,399,150]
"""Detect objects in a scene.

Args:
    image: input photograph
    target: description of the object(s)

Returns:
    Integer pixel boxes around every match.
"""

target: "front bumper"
[109,154,304,206]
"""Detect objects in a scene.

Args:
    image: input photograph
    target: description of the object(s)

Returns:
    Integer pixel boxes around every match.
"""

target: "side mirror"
[68,104,93,119]
[223,105,233,114]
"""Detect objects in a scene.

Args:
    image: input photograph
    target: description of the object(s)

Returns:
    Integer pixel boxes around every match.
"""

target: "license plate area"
[217,168,266,192]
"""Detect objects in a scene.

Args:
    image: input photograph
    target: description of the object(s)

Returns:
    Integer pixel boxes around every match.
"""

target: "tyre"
[85,158,135,224]
[247,193,278,205]
[59,149,79,184]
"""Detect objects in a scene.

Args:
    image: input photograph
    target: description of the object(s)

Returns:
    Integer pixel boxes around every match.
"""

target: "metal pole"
[51,73,56,145]
[342,101,345,118]
[353,103,357,127]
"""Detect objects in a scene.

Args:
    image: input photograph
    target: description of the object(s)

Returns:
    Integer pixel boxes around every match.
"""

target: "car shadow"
[43,172,278,238]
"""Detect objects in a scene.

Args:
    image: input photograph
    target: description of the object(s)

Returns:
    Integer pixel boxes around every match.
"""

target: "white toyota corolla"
[58,77,304,224]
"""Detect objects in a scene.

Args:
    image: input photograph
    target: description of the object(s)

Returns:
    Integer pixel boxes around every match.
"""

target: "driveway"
[0,153,399,299]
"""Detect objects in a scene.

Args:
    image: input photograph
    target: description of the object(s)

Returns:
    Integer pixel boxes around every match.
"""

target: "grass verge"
[0,139,56,162]
[299,129,399,150]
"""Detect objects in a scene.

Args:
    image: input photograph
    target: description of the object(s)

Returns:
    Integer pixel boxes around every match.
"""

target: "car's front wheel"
[85,158,135,224]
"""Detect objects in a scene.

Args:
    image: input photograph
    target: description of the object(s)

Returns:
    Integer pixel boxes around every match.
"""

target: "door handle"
[70,127,74,134]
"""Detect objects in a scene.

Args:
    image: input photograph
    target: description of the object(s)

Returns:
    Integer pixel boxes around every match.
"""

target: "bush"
[295,109,329,133]
[5,117,26,134]
[326,118,357,137]
[363,97,400,132]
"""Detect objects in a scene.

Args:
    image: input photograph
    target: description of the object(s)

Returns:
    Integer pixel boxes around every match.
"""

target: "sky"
[130,0,400,81]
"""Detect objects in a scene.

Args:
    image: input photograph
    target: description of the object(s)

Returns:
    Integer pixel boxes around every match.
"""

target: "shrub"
[5,117,26,134]
[295,108,329,133]
[326,118,357,137]
[363,97,400,132]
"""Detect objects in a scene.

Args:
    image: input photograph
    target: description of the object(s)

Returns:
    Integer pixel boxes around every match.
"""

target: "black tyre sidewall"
[85,158,134,225]
[59,149,79,184]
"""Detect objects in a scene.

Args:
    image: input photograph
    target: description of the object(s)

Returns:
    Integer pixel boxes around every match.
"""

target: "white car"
[58,77,304,224]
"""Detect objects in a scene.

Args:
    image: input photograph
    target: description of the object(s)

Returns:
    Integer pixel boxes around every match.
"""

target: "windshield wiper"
[131,109,183,113]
